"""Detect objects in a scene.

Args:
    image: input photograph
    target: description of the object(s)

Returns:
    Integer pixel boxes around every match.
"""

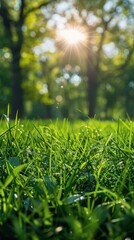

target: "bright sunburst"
[57,25,88,63]
[57,26,87,48]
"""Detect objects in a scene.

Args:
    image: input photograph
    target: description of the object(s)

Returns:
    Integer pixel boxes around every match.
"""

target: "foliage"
[73,0,134,117]
[0,117,134,239]
[0,0,58,118]
[0,0,134,119]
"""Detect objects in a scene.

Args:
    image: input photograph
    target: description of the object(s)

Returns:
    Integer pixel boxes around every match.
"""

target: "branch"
[96,10,118,71]
[14,0,26,52]
[102,44,134,80]
[0,0,13,44]
[95,25,107,71]
[118,44,134,70]
[24,0,57,18]
[19,0,25,26]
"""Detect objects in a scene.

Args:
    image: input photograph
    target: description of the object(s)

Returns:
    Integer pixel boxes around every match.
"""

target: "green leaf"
[64,194,85,205]
[3,164,27,188]
[44,176,57,194]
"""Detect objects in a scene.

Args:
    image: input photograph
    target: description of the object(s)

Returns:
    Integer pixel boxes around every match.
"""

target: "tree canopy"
[0,0,134,119]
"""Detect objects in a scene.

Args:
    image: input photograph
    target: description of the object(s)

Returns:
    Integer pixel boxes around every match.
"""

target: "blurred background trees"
[0,0,134,119]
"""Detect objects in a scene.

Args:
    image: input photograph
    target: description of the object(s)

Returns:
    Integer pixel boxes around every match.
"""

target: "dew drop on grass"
[14,193,18,198]
[55,226,63,233]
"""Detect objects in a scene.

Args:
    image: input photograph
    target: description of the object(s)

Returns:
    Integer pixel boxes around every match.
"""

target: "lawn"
[0,117,134,239]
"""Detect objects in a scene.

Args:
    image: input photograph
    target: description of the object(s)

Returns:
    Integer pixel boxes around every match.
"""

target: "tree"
[0,0,56,118]
[74,0,134,117]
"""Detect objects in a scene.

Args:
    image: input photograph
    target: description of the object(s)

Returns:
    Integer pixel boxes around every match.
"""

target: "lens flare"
[57,25,88,63]
[57,26,87,47]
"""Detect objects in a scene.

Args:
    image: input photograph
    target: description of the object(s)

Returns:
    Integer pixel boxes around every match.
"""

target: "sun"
[57,26,87,47]
[60,28,86,45]
[56,25,88,62]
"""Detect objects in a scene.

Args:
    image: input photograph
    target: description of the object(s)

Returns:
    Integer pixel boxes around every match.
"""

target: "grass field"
[0,117,134,239]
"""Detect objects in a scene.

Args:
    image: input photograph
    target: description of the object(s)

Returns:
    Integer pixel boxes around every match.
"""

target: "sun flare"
[58,26,87,47]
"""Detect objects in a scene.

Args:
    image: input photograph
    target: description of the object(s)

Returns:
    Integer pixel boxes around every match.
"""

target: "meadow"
[0,116,134,240]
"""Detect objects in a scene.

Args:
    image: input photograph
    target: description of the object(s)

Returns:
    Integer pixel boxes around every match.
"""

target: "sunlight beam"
[57,26,87,47]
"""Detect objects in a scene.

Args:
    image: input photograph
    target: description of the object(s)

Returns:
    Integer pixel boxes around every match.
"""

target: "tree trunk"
[0,0,25,118]
[11,49,24,118]
[87,52,98,118]
[46,104,52,119]
[87,72,97,118]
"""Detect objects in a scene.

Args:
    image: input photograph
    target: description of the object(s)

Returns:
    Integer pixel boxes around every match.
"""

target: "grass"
[0,116,134,239]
